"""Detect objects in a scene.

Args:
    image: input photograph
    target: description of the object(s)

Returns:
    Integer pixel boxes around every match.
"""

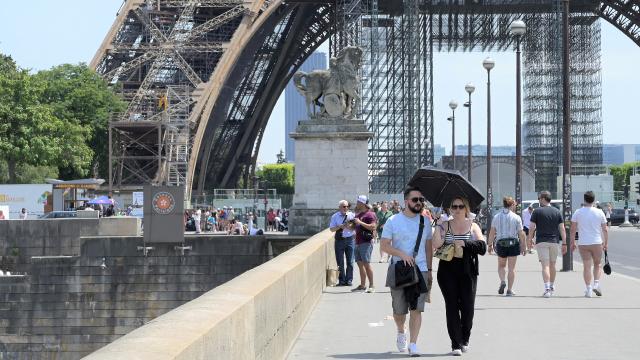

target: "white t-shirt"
[571,206,606,245]
[522,209,532,228]
[381,212,433,272]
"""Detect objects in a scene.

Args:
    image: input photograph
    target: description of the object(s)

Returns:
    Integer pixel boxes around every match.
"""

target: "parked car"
[610,208,639,225]
[38,211,77,219]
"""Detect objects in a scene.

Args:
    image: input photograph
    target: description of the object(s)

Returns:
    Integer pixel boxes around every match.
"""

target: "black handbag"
[392,216,425,288]
[334,214,347,241]
[603,250,611,275]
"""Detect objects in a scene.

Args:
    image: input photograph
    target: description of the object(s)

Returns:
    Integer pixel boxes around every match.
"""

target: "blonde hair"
[450,197,470,217]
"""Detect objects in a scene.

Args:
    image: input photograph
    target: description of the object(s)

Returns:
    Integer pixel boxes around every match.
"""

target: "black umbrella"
[407,167,485,210]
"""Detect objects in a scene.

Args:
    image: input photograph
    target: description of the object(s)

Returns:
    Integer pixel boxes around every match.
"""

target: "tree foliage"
[0,54,124,183]
[256,163,295,194]
[35,63,125,179]
[609,161,640,191]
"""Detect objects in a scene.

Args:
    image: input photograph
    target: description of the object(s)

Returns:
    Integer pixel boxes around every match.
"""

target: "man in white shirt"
[522,205,534,253]
[570,191,608,297]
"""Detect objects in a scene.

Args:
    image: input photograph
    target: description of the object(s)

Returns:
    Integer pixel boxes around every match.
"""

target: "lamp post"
[448,100,458,170]
[464,83,475,181]
[253,175,259,223]
[483,57,495,230]
[561,0,573,271]
[509,19,526,214]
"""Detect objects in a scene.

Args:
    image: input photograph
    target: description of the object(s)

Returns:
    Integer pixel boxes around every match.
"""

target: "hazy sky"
[2,1,638,164]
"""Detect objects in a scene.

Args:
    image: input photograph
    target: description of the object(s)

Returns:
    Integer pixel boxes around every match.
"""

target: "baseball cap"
[357,195,368,204]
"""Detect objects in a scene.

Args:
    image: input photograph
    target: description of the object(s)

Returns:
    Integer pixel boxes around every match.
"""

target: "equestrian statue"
[293,46,363,119]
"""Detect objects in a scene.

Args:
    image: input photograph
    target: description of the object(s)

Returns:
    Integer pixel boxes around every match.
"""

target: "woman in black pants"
[433,196,486,356]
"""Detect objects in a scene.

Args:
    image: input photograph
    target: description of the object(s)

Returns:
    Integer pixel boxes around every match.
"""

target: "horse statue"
[293,46,363,119]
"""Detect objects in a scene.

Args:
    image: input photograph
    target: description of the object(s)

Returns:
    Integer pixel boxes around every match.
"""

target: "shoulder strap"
[413,216,424,257]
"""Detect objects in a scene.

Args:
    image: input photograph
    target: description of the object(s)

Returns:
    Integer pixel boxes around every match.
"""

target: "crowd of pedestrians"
[184,207,288,235]
[330,188,611,357]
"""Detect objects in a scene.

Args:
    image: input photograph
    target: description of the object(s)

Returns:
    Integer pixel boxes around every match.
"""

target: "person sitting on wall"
[247,213,264,236]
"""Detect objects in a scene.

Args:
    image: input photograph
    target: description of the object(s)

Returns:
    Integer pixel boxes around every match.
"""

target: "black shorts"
[496,243,520,258]
[523,227,529,236]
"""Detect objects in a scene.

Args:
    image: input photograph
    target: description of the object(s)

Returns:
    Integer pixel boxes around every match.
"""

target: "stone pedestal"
[288,118,372,235]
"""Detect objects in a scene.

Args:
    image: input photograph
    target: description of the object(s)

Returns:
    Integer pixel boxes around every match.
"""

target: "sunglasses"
[450,204,466,210]
[340,205,350,208]
[410,197,426,203]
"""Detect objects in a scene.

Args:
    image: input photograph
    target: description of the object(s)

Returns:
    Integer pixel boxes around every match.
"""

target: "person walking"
[605,203,612,228]
[377,202,394,262]
[329,200,356,287]
[193,209,202,234]
[380,186,433,357]
[433,196,486,356]
[19,208,28,220]
[526,191,567,298]
[570,191,609,297]
[352,195,377,293]
[522,204,534,253]
[487,197,526,296]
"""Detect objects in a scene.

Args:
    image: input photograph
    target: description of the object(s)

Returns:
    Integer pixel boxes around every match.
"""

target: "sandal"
[351,285,366,292]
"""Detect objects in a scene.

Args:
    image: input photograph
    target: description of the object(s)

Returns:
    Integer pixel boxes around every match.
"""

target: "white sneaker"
[396,332,407,352]
[451,349,463,356]
[461,344,469,353]
[408,343,421,357]
[585,288,593,298]
[543,289,552,298]
[593,286,602,297]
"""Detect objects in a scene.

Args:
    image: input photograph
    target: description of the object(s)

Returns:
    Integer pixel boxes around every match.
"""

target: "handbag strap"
[604,250,608,263]
[413,216,425,257]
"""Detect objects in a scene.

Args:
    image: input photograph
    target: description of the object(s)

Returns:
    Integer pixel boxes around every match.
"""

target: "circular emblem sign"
[152,191,175,215]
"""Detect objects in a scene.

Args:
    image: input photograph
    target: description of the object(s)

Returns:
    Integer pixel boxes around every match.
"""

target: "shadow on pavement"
[329,352,450,359]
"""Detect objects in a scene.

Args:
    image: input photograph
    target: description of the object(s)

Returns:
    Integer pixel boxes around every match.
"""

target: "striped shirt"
[492,209,523,239]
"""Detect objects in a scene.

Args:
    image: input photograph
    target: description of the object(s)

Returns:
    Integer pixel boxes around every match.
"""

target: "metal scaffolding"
[334,0,603,194]
[97,0,246,189]
[94,0,620,196]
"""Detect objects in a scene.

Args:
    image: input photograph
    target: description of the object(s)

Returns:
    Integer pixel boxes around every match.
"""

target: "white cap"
[357,195,368,204]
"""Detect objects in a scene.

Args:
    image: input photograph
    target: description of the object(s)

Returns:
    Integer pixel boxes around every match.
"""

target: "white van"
[521,199,563,213]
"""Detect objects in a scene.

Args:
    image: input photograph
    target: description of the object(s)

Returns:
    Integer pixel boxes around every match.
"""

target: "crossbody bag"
[385,215,424,288]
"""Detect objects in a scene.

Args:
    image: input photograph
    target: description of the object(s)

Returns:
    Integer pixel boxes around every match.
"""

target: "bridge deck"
[288,239,639,359]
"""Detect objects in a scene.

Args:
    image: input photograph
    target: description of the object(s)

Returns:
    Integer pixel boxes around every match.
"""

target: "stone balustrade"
[84,230,335,360]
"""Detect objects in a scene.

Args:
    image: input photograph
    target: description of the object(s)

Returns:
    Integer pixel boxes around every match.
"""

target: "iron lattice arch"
[93,0,640,197]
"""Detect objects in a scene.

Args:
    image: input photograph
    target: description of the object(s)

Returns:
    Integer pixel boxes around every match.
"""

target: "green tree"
[35,63,125,179]
[0,161,58,184]
[0,55,92,183]
[256,163,295,194]
[609,161,640,191]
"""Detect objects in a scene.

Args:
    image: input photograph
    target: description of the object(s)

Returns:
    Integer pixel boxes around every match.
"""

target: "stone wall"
[83,230,334,360]
[0,221,304,359]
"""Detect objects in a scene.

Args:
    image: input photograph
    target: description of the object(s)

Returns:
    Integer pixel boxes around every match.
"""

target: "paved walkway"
[288,241,640,359]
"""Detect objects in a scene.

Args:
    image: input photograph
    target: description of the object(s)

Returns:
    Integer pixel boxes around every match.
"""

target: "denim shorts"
[355,242,373,263]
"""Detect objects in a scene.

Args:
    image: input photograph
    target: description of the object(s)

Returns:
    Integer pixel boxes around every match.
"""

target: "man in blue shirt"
[330,200,356,286]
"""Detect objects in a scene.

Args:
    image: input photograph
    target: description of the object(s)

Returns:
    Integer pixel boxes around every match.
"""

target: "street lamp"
[482,57,495,230]
[464,83,475,181]
[448,100,458,170]
[509,19,526,213]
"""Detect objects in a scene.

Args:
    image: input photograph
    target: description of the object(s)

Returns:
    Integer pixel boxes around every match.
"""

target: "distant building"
[285,52,327,162]
[433,144,446,164]
[453,145,516,157]
[602,144,640,165]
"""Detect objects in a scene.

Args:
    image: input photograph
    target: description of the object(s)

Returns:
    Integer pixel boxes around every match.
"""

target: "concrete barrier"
[97,217,141,236]
[84,229,335,360]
